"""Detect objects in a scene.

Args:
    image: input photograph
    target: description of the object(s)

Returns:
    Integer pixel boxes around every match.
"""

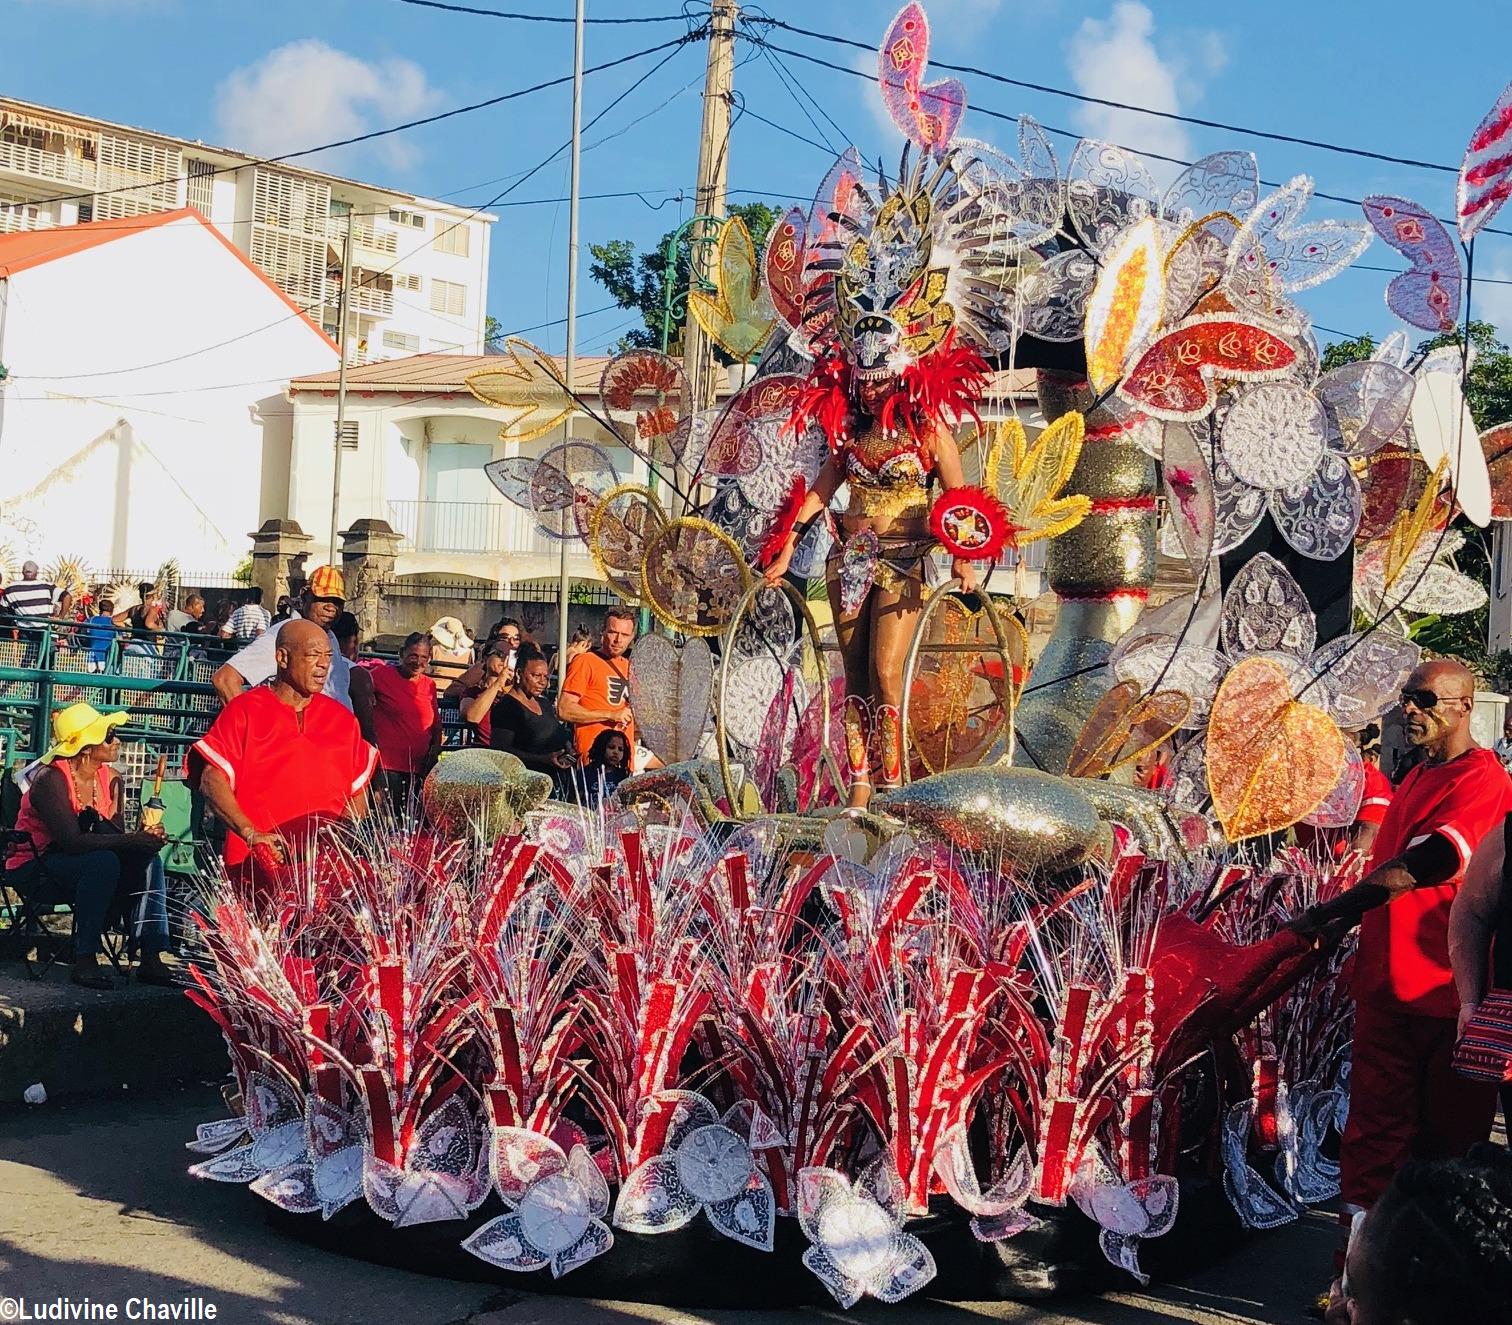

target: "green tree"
[1320,320,1512,428]
[484,314,503,346]
[588,201,781,356]
[1323,321,1512,674]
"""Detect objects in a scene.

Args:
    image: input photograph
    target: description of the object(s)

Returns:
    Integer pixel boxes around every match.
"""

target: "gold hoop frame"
[588,482,667,606]
[639,516,752,638]
[715,578,840,820]
[899,582,1025,782]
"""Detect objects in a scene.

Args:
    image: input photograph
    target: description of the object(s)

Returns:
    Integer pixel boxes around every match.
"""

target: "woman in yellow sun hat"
[7,702,172,989]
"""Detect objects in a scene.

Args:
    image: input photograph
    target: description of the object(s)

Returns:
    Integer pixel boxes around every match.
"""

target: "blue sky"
[8,0,1512,356]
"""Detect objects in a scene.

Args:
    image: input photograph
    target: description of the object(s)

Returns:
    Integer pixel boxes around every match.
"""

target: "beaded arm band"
[928,485,1014,561]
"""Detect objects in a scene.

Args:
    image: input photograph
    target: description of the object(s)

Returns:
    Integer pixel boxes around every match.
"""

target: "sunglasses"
[1398,688,1470,711]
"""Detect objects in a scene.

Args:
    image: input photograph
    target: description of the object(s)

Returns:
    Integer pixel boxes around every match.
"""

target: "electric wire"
[752,43,837,154]
[19,33,701,210]
[760,41,854,150]
[743,14,1461,177]
[394,0,690,22]
[740,33,1512,242]
[11,36,700,383]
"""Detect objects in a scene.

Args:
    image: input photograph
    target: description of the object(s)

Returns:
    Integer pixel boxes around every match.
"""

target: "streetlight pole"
[328,214,354,562]
[557,0,586,676]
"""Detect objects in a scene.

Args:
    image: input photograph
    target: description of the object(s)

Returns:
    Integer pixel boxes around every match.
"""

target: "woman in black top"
[491,651,575,793]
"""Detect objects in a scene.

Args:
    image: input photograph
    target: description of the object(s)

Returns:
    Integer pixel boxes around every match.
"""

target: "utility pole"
[1491,522,1512,655]
[328,214,354,562]
[682,0,738,413]
[556,0,586,677]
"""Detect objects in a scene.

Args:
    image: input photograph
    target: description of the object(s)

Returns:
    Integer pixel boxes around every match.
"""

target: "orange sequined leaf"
[1206,657,1344,842]
[1117,316,1297,421]
[1067,679,1191,780]
[1084,217,1164,394]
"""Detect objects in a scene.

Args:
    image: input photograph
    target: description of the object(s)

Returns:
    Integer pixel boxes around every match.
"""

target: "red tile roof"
[0,208,184,276]
[290,353,1040,398]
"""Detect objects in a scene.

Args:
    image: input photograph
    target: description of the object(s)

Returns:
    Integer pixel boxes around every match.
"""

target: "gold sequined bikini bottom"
[827,535,937,595]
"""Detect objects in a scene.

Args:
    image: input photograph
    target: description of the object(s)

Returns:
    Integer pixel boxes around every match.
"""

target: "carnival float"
[180,5,1512,1306]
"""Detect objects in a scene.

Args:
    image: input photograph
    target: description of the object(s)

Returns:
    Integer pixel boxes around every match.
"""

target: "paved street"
[0,1083,1332,1325]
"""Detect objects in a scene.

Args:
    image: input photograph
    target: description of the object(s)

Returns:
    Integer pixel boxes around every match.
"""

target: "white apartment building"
[0,97,495,364]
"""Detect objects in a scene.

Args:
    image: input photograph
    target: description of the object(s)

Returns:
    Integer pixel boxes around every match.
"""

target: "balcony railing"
[350,280,394,318]
[0,204,55,234]
[389,500,510,554]
[328,216,399,256]
[0,139,95,187]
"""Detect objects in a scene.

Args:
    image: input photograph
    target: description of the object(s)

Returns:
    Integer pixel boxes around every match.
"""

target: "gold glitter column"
[1012,371,1157,773]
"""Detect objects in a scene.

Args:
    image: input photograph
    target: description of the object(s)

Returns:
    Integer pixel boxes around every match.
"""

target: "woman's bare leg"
[828,564,876,808]
[868,571,926,790]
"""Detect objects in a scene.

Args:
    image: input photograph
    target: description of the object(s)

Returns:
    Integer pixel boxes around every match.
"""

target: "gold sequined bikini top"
[843,430,934,521]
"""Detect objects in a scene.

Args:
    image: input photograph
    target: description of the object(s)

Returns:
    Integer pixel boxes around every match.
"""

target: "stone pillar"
[249,519,312,607]
[338,518,402,642]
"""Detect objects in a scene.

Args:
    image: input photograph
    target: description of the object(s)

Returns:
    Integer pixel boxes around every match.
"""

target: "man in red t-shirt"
[1301,660,1512,1222]
[1352,745,1393,855]
[191,619,377,890]
[557,608,639,769]
[368,632,442,809]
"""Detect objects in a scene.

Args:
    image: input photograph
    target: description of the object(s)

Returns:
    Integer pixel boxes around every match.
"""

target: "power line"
[20,33,701,210]
[734,97,835,156]
[742,15,1459,176]
[12,38,698,382]
[5,305,632,401]
[394,0,690,23]
[740,33,1512,242]
[753,44,836,154]
[762,42,853,149]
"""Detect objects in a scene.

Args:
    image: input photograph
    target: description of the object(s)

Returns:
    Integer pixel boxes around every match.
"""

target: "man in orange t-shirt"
[557,608,639,770]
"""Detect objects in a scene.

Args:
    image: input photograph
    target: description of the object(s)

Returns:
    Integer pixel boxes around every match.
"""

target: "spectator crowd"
[11,558,1512,1325]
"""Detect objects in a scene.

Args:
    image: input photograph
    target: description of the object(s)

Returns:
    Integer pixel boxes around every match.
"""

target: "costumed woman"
[759,317,1006,807]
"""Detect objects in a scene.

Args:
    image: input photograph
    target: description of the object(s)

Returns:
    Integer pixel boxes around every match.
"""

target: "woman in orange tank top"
[9,703,171,989]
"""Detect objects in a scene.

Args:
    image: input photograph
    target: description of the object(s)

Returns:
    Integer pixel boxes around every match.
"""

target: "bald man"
[191,618,376,893]
[1302,660,1512,1222]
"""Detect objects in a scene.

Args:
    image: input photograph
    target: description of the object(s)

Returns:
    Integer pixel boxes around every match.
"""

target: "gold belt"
[846,480,930,522]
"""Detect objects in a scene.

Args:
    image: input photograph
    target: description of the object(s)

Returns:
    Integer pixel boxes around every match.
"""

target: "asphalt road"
[0,1083,1333,1325]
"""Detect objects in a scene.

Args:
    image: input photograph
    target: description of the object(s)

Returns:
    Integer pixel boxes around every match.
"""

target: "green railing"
[0,622,220,768]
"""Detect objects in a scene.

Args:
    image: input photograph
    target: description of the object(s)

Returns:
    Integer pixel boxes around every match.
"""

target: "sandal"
[136,955,177,987]
[70,958,113,991]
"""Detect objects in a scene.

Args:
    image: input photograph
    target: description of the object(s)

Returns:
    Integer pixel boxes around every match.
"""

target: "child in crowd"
[84,598,117,672]
[581,728,631,807]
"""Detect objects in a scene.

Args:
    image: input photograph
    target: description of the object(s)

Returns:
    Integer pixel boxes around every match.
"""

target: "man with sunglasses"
[1301,660,1512,1255]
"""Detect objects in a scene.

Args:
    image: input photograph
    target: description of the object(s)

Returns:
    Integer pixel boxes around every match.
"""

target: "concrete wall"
[0,213,336,571]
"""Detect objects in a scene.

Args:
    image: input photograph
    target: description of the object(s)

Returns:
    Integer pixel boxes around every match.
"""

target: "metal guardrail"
[0,623,221,767]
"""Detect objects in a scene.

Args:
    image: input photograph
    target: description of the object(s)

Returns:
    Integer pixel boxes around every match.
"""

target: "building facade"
[285,355,1052,595]
[0,98,494,365]
[0,210,339,573]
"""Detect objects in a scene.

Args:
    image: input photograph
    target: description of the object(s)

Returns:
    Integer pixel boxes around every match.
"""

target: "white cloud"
[215,40,444,175]
[1064,2,1227,169]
